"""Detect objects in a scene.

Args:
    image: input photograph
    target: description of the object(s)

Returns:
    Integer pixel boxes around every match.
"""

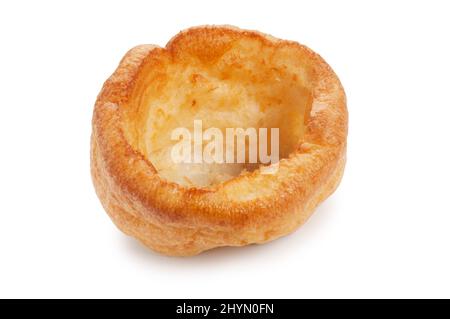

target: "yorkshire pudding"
[91,26,348,256]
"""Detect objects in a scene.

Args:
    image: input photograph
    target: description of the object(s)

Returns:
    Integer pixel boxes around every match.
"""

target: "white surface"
[1,0,449,299]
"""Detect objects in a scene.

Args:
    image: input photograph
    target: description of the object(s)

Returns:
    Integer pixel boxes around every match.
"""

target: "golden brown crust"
[91,25,348,256]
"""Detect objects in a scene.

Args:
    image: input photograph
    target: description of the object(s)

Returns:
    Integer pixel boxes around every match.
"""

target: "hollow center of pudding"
[124,39,312,187]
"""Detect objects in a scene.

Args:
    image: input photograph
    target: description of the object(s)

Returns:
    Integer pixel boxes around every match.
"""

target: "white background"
[1,0,449,298]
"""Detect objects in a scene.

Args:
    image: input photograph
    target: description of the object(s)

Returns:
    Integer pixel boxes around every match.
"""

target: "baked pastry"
[91,25,348,256]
